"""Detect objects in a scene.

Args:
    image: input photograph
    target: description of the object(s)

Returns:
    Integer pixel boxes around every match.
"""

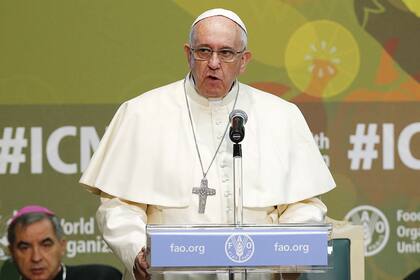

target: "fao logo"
[225,234,255,263]
[345,205,389,256]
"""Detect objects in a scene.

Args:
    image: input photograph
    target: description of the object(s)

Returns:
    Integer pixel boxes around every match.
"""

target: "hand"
[133,247,150,280]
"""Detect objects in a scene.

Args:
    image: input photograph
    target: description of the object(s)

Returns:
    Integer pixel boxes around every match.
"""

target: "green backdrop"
[1,1,419,279]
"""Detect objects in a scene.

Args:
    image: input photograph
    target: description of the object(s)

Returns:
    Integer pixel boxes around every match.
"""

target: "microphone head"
[229,109,248,143]
[229,109,248,124]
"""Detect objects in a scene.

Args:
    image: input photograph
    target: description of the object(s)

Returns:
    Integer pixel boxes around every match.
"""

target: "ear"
[184,44,193,68]
[239,50,252,74]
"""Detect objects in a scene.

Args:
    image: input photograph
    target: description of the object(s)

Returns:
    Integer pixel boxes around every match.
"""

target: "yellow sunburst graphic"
[285,20,360,98]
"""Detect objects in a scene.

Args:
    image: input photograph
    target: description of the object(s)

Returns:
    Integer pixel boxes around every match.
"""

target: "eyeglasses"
[190,47,245,63]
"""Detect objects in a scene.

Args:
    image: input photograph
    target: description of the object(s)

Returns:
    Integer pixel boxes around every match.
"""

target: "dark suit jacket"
[0,259,122,280]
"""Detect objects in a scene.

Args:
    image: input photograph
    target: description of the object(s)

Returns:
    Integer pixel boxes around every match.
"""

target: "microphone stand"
[233,143,243,227]
[229,129,246,280]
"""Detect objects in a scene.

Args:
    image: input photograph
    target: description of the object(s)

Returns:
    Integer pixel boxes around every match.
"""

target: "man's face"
[184,16,252,98]
[9,219,66,280]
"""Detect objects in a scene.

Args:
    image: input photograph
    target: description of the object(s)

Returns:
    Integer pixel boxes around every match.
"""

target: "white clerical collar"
[185,73,238,107]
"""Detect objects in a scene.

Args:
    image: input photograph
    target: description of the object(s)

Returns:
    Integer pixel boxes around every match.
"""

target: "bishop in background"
[80,8,336,280]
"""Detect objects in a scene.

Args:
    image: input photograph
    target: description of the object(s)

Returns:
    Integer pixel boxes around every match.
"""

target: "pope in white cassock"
[80,8,336,280]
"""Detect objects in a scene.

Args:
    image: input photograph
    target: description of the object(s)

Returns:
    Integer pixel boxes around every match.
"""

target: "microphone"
[229,109,248,143]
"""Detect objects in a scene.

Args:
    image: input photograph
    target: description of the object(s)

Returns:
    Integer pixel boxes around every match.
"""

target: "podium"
[146,223,333,277]
[144,115,340,278]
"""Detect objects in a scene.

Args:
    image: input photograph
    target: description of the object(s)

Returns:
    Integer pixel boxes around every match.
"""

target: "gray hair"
[8,212,64,245]
[188,20,248,50]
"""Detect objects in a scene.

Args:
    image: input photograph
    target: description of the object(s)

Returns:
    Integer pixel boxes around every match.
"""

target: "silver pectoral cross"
[192,178,216,214]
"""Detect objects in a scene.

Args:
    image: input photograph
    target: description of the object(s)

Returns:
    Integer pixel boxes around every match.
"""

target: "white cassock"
[80,74,336,280]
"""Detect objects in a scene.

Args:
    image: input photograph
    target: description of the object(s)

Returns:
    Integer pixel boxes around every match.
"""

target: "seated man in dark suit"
[5,205,122,280]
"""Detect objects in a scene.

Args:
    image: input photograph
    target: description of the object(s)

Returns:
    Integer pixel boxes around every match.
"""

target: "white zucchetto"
[191,8,247,34]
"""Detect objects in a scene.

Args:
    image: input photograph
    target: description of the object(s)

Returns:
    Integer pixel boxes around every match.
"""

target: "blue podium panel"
[146,224,331,271]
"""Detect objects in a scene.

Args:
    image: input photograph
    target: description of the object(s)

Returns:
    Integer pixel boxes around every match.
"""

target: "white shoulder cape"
[80,78,335,207]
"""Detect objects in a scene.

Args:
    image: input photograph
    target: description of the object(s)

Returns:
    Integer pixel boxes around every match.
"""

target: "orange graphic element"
[251,82,324,102]
[303,59,338,97]
[375,38,399,85]
[346,79,420,102]
[250,82,289,97]
[346,38,420,101]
